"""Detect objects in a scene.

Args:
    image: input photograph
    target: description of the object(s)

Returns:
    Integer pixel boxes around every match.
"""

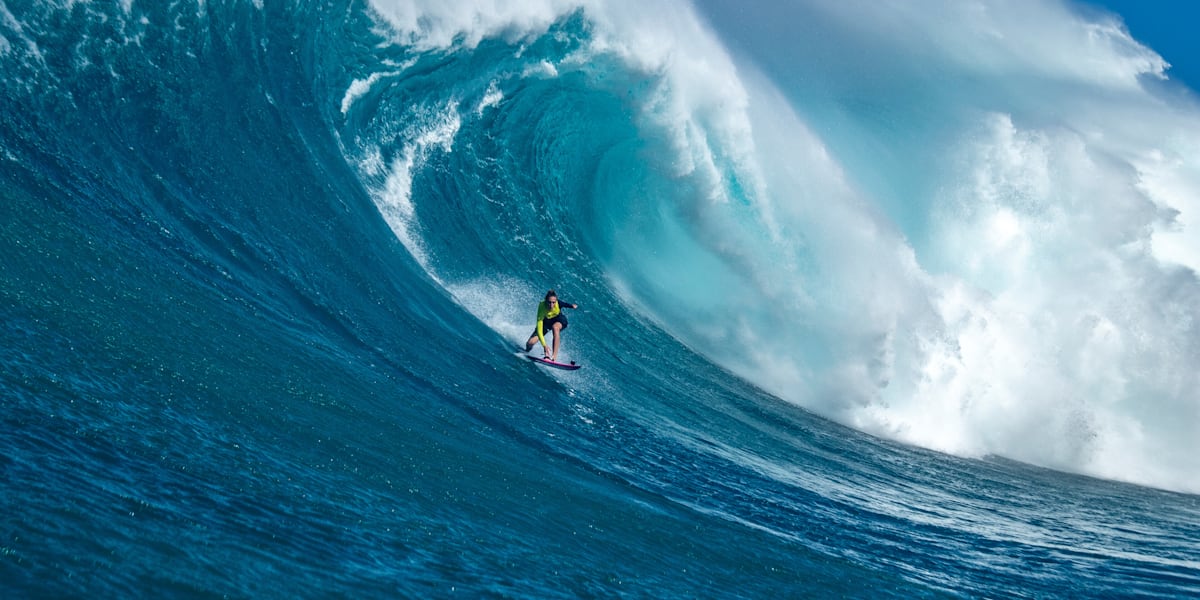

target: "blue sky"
[1089,1,1200,89]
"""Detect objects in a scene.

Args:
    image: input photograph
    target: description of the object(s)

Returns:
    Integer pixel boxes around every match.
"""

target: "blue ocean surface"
[2,1,1199,597]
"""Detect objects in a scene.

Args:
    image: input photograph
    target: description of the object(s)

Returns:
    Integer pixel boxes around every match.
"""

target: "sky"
[1089,1,1200,89]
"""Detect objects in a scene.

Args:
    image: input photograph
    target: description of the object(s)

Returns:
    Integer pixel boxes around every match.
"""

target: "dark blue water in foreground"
[2,1,1198,597]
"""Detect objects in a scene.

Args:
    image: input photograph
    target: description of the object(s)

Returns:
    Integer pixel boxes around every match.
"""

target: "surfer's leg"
[525,331,538,352]
[551,321,563,359]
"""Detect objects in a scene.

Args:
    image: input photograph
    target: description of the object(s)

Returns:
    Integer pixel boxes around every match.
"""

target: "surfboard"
[527,355,582,370]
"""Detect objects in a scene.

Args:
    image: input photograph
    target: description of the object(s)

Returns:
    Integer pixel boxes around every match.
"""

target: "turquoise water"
[2,1,1198,597]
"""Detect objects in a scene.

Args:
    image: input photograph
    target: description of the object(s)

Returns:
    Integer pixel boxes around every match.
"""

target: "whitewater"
[1,0,1198,597]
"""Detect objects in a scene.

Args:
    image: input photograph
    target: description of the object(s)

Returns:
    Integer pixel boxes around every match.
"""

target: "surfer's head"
[545,290,558,304]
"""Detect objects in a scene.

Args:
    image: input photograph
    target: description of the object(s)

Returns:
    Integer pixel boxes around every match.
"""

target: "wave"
[346,0,1200,493]
[4,1,1200,596]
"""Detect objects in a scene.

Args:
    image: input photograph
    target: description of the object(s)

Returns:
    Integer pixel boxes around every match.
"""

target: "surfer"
[525,290,578,361]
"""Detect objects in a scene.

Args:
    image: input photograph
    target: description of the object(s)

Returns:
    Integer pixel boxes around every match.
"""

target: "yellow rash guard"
[535,300,573,348]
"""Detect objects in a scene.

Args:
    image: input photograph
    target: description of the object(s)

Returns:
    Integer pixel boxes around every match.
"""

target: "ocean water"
[2,0,1199,597]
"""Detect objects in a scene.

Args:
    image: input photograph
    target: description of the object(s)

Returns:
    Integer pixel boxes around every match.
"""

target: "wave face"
[2,0,1199,597]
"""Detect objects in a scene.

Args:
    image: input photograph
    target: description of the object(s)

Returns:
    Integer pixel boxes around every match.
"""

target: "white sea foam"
[369,101,462,273]
[905,112,1200,487]
[366,0,579,51]
[806,0,1167,89]
[690,0,1200,493]
[1142,141,1200,273]
[685,0,1197,493]
[341,71,400,116]
[475,80,504,115]
[521,60,558,79]
[444,276,535,344]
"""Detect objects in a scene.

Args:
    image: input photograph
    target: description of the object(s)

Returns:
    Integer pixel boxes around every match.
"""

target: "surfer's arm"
[536,302,549,348]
